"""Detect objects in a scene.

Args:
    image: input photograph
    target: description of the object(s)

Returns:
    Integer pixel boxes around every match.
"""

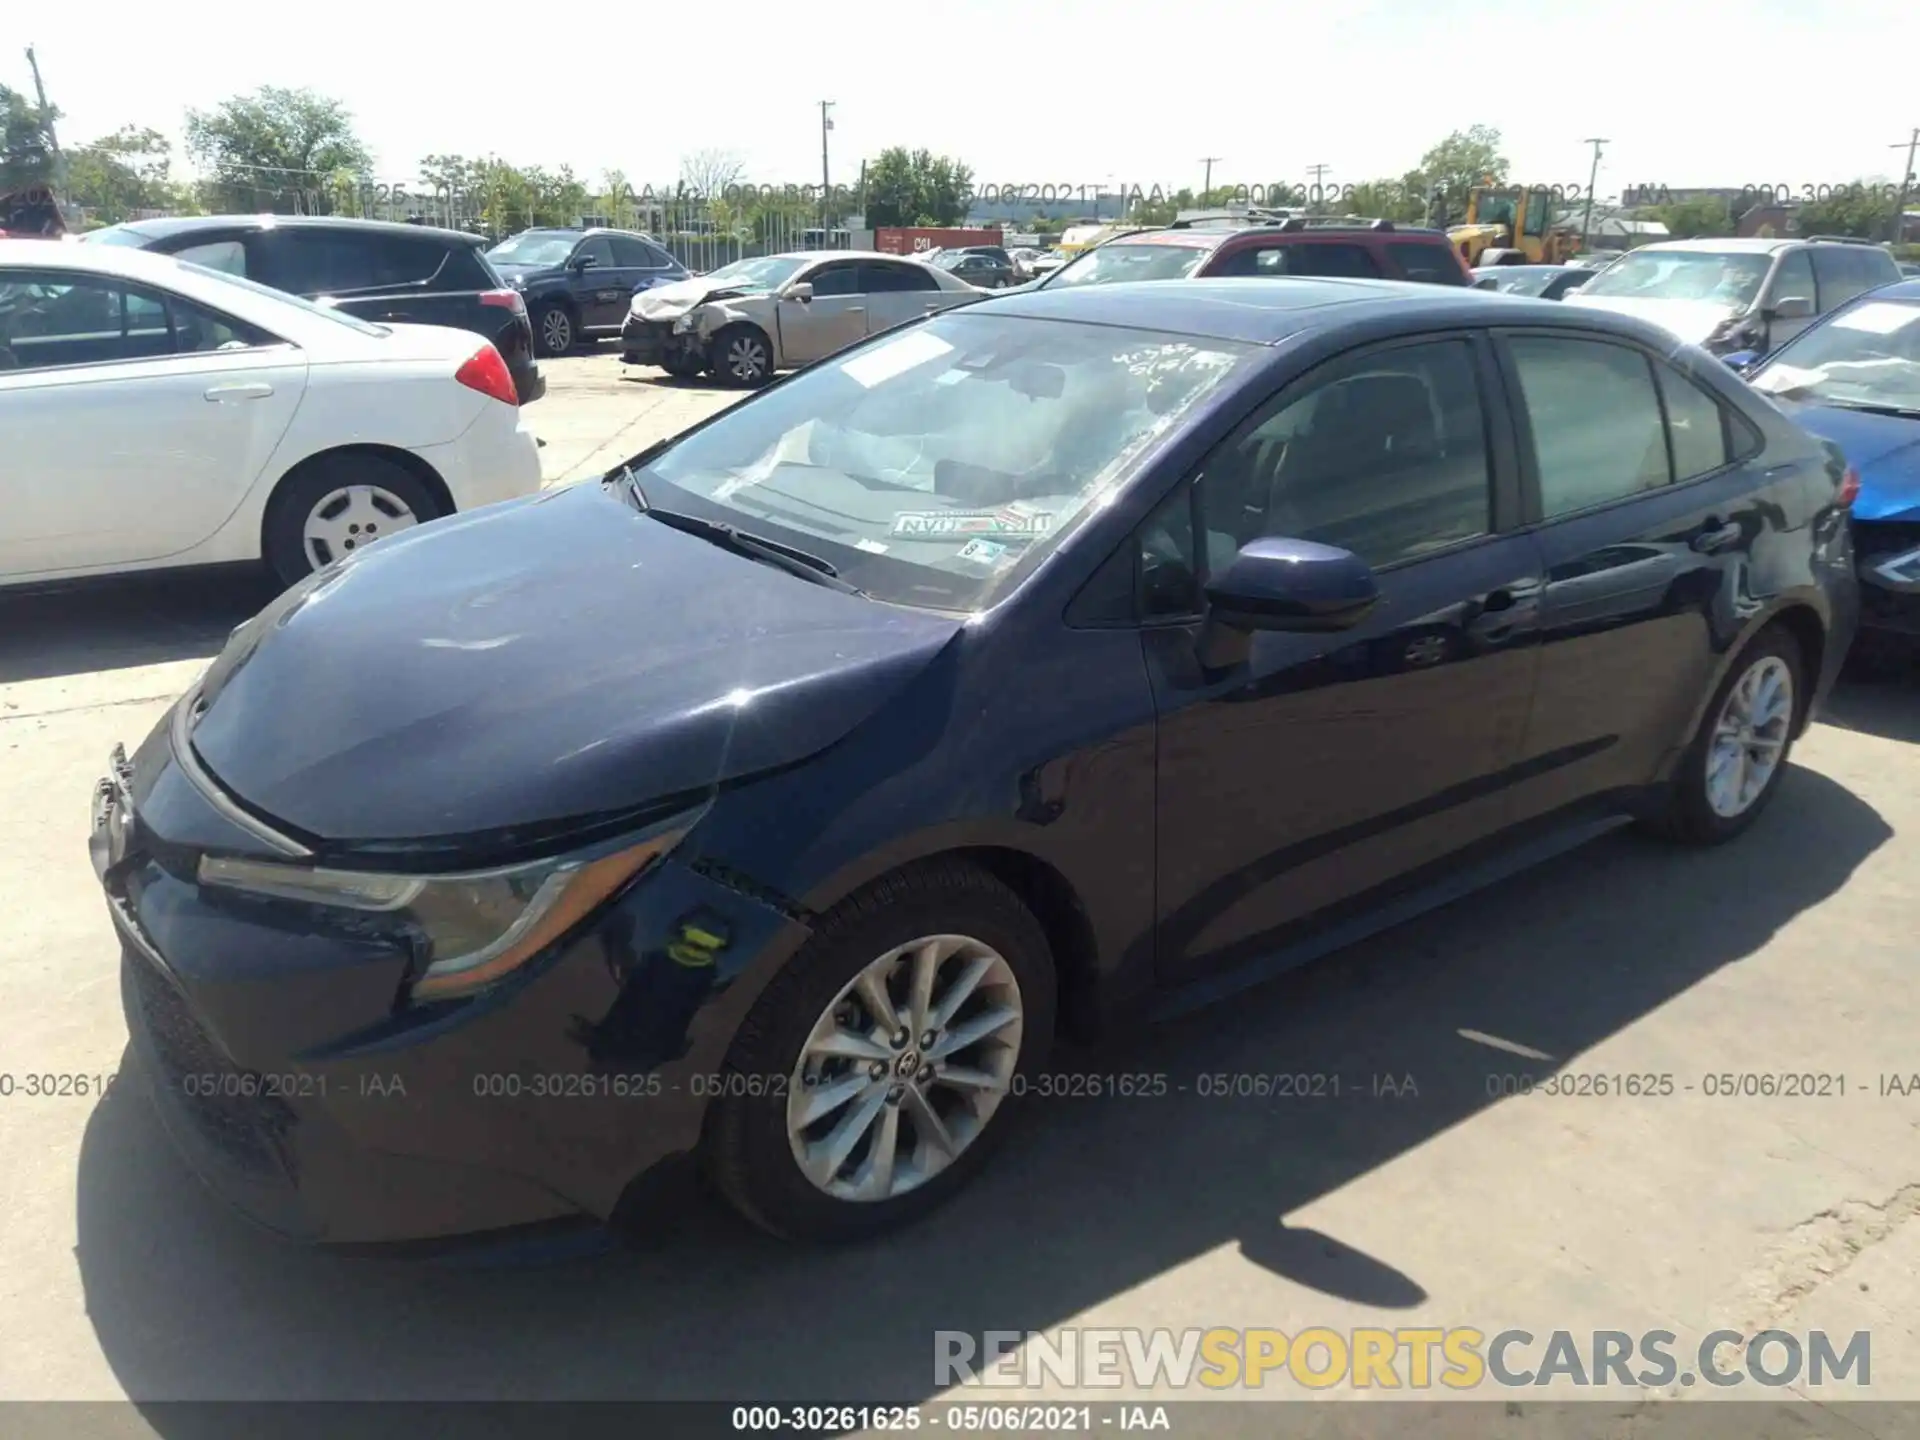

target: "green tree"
[1409,125,1509,221]
[1647,195,1733,239]
[1,83,59,194]
[862,147,973,226]
[1797,182,1903,240]
[185,87,371,213]
[65,126,177,224]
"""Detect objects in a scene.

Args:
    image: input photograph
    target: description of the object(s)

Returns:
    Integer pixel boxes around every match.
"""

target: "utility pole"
[1200,156,1223,197]
[819,101,835,237]
[1890,128,1918,245]
[24,45,63,192]
[1581,138,1608,250]
[1306,163,1331,212]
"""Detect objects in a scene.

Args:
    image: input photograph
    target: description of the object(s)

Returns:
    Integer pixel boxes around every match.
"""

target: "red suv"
[1034,216,1472,290]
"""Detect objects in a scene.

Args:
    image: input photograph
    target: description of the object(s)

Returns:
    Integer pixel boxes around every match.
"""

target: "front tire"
[704,861,1056,1243]
[709,323,773,387]
[533,303,576,357]
[661,347,705,380]
[1640,626,1804,845]
[263,453,439,587]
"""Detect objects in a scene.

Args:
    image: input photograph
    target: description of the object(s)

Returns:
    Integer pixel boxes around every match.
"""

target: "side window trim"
[1648,355,1743,484]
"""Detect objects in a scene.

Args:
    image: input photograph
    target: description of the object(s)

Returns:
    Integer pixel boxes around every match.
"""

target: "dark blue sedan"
[93,278,1860,1247]
[1740,277,1920,664]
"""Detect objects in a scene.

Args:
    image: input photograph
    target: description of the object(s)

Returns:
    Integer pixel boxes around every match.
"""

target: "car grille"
[127,954,295,1181]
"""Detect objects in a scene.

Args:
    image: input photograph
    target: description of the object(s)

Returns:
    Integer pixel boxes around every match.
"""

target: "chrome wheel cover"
[787,934,1023,1203]
[1705,654,1793,818]
[301,484,419,570]
[542,309,572,351]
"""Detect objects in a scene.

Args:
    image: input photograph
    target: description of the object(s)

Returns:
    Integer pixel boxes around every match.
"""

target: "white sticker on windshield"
[855,538,889,555]
[840,329,955,388]
[955,539,1008,567]
[1832,302,1920,335]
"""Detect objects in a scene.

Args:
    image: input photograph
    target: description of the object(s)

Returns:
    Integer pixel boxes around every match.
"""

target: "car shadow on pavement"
[0,569,275,686]
[73,764,1889,1409]
[1821,672,1920,745]
[621,370,732,394]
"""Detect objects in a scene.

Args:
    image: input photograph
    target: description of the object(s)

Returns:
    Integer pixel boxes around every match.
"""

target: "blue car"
[1738,278,1920,661]
[93,279,1857,1246]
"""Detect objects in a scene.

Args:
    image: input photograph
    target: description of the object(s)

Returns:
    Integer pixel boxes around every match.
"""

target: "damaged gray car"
[620,250,985,386]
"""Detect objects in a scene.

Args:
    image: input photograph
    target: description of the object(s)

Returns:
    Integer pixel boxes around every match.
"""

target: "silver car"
[621,250,984,386]
[1564,237,1901,357]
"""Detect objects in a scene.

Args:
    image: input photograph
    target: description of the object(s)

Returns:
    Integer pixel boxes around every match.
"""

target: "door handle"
[204,382,273,401]
[846,306,865,314]
[1690,519,1743,554]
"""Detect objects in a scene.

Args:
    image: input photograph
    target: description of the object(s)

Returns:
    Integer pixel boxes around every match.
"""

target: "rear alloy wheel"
[1642,627,1803,844]
[710,324,773,387]
[533,303,575,356]
[704,861,1055,1242]
[263,455,438,587]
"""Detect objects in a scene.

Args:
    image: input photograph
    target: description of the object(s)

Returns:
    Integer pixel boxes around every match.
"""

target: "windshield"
[1750,297,1920,414]
[1580,250,1772,308]
[701,255,808,290]
[487,233,578,267]
[1043,243,1214,289]
[636,311,1253,610]
[1476,268,1555,296]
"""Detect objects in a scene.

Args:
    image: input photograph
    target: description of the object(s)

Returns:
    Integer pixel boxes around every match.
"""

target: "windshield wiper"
[1822,400,1920,420]
[621,483,863,596]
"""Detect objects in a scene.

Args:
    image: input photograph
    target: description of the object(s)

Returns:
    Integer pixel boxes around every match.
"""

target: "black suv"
[484,227,690,356]
[1030,215,1474,291]
[83,216,544,404]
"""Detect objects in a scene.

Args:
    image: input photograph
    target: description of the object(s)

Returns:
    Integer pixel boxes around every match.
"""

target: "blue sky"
[16,0,1919,200]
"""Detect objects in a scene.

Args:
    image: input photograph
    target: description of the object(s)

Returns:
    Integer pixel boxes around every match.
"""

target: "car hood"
[1775,400,1920,522]
[489,261,561,283]
[186,481,963,843]
[632,275,772,321]
[1562,293,1735,344]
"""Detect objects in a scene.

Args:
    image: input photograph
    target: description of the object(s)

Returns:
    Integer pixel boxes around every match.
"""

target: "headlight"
[197,819,692,1001]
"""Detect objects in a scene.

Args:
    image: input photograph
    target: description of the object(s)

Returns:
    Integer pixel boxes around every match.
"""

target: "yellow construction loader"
[1447,186,1581,267]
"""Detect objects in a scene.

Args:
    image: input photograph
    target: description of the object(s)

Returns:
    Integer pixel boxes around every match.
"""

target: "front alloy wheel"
[713,325,772,386]
[787,935,1023,1202]
[536,305,574,356]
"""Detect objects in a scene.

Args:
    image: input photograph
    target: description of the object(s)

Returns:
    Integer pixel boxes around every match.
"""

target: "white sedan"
[0,240,543,589]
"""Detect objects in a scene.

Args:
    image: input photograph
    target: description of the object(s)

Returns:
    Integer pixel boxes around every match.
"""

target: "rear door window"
[1387,241,1466,284]
[250,231,448,296]
[1214,242,1383,279]
[859,261,938,292]
[608,235,655,267]
[1508,335,1671,517]
[171,238,249,277]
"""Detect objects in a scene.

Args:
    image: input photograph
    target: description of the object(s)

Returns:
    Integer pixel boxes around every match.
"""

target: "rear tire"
[703,860,1056,1243]
[709,323,773,387]
[1639,626,1804,845]
[262,453,440,588]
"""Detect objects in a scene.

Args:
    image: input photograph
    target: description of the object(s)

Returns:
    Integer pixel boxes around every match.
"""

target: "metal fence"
[329,189,838,269]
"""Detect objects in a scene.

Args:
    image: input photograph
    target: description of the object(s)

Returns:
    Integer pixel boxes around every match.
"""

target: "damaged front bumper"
[620,314,703,369]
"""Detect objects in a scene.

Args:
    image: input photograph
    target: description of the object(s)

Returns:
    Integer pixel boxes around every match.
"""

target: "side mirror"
[1205,538,1380,633]
[1769,295,1813,320]
[569,253,595,271]
[1720,350,1759,372]
[783,281,814,303]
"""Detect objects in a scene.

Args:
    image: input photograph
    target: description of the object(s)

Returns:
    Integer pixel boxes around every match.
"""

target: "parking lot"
[3,347,1919,1420]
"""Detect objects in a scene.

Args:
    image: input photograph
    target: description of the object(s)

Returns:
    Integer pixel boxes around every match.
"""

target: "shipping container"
[874,226,1005,256]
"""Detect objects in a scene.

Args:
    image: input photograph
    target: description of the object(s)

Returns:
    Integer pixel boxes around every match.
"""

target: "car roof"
[770,249,922,263]
[93,214,484,247]
[1860,278,1920,302]
[1473,264,1564,276]
[1635,237,1806,255]
[974,276,1634,347]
